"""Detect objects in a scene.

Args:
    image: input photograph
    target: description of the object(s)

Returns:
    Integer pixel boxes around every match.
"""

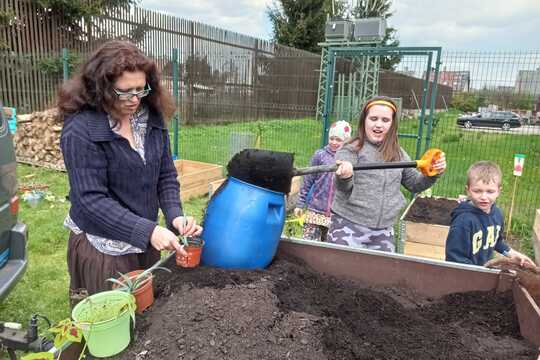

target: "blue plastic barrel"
[201,176,285,269]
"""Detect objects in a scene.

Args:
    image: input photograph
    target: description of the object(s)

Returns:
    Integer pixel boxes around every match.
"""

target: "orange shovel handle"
[416,148,443,177]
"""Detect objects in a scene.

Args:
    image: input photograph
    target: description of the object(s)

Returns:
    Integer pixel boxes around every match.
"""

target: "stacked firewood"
[13,108,65,170]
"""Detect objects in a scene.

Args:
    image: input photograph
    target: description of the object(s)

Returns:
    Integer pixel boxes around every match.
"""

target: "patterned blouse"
[64,106,149,255]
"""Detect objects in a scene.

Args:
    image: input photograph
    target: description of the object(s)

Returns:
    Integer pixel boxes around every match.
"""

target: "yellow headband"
[365,100,397,114]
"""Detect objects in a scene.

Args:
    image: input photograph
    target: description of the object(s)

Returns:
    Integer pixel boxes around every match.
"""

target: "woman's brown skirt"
[67,231,159,307]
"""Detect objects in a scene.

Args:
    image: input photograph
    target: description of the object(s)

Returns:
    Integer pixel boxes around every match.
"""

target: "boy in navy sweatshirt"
[445,161,534,266]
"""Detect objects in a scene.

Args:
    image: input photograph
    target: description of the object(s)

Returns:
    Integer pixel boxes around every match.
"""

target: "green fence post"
[62,48,69,82]
[172,48,179,159]
[424,48,442,153]
[321,50,337,147]
[415,52,433,160]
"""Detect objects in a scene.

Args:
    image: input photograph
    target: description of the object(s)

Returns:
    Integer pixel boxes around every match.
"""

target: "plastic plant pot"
[112,269,154,314]
[71,290,135,358]
[176,237,204,268]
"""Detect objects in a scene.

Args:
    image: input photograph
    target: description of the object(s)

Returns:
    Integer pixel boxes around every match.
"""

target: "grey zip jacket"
[332,141,438,229]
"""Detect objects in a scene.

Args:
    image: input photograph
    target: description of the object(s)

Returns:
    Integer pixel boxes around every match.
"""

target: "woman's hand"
[293,208,304,218]
[335,160,353,179]
[150,225,186,255]
[173,216,203,237]
[433,152,447,174]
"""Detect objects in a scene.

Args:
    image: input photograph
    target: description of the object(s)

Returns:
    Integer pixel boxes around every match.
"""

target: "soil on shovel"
[113,255,537,360]
[226,149,295,194]
[404,197,459,226]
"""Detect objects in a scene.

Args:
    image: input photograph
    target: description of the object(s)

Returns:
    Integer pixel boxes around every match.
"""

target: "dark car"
[456,111,522,131]
[0,104,27,302]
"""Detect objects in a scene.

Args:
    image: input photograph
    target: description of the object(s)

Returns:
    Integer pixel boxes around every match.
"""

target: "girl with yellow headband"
[328,96,446,252]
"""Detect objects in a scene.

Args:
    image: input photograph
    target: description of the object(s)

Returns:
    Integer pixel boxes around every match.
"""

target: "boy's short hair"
[467,161,502,186]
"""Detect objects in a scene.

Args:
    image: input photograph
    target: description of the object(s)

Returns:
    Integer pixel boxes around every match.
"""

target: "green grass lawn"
[176,118,323,167]
[1,113,538,353]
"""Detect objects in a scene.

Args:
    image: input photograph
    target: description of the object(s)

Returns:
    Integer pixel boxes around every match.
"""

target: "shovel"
[294,148,442,177]
[226,148,443,194]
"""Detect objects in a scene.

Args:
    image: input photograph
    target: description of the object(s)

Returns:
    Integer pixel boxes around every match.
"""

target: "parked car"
[456,111,522,130]
[0,105,27,302]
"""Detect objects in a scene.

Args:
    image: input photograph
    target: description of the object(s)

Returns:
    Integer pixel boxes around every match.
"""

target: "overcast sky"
[140,0,540,51]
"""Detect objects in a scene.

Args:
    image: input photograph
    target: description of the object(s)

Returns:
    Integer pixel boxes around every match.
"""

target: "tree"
[33,0,147,48]
[0,9,15,50]
[450,92,481,113]
[267,0,347,53]
[268,0,400,69]
[36,0,137,35]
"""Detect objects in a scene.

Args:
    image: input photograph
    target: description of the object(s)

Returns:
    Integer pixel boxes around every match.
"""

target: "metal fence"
[2,1,540,244]
[426,51,540,243]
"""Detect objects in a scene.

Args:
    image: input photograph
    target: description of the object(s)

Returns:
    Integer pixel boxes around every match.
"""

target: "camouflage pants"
[328,213,395,252]
[302,223,329,242]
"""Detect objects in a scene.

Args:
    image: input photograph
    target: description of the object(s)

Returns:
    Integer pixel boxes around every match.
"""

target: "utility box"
[325,19,354,42]
[352,17,386,43]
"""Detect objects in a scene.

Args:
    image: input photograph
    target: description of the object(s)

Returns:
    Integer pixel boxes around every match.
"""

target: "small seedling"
[179,215,190,247]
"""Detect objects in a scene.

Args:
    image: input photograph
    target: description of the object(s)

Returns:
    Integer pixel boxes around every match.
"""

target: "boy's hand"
[293,208,304,218]
[335,160,353,179]
[507,249,535,267]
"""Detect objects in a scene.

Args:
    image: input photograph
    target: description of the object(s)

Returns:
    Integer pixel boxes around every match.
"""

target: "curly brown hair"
[57,40,175,120]
[348,95,401,162]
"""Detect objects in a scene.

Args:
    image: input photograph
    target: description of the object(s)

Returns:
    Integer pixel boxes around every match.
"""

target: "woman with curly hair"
[58,40,202,304]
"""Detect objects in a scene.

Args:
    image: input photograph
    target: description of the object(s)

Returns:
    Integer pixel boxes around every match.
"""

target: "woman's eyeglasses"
[114,84,152,101]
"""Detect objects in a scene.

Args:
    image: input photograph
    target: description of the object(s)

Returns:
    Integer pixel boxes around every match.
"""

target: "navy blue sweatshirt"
[445,201,510,266]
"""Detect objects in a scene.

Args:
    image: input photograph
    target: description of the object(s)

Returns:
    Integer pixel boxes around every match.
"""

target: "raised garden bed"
[400,196,459,260]
[174,160,223,201]
[114,250,537,359]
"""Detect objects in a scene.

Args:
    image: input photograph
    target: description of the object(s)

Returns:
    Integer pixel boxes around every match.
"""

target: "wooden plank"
[26,0,38,110]
[34,1,47,111]
[174,159,223,174]
[180,182,211,202]
[13,0,24,110]
[534,209,540,266]
[180,170,222,190]
[404,242,445,261]
[404,221,449,247]
[534,209,540,242]
[208,178,226,197]
[513,282,540,347]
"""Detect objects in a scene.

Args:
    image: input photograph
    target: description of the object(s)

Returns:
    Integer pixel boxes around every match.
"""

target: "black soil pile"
[404,197,459,225]
[226,149,294,193]
[116,256,537,360]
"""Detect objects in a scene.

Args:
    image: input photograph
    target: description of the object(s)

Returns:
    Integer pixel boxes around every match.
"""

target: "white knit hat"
[328,120,352,140]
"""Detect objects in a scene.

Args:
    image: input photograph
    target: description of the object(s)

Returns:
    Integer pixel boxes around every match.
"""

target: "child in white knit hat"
[294,120,352,241]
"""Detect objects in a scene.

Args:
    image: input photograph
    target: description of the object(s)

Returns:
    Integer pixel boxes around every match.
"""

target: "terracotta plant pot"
[113,269,154,314]
[176,237,204,268]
